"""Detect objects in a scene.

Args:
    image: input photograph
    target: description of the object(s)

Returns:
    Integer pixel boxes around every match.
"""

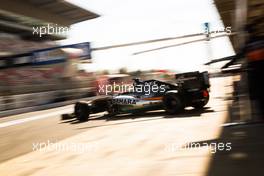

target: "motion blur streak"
[0,109,72,128]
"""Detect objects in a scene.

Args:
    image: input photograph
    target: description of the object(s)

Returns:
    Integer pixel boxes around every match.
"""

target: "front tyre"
[75,102,90,122]
[163,93,184,114]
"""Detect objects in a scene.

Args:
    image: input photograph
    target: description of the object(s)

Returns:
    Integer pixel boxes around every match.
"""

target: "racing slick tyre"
[163,93,184,114]
[75,102,90,122]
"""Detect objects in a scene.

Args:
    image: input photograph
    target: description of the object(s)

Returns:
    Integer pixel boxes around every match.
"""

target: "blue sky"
[63,0,235,72]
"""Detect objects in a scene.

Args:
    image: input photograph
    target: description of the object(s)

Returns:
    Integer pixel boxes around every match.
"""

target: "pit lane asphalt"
[0,76,233,164]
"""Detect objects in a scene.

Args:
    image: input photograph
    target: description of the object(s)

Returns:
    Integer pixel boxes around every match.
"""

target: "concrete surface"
[0,77,235,176]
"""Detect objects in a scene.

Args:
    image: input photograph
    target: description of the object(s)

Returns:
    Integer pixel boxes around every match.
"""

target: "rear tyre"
[163,93,184,114]
[75,102,90,122]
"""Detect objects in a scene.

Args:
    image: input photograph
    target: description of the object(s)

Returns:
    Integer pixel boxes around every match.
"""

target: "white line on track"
[0,109,72,129]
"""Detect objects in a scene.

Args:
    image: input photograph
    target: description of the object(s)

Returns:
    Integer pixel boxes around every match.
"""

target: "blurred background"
[0,0,263,175]
[0,0,263,120]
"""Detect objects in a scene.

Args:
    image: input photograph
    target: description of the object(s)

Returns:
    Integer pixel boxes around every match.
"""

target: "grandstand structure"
[0,0,99,111]
[0,0,98,55]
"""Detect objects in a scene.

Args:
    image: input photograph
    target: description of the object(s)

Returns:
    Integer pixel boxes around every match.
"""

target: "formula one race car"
[62,71,210,121]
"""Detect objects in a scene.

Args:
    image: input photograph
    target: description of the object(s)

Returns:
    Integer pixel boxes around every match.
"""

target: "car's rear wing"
[175,71,210,90]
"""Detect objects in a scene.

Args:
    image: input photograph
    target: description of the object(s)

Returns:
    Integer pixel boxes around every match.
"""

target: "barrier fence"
[0,86,96,116]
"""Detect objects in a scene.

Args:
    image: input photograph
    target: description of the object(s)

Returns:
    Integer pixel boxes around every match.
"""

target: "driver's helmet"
[132,78,143,85]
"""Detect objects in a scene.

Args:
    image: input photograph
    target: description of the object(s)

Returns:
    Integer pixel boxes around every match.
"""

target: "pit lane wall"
[0,86,96,117]
[0,71,96,117]
[0,42,96,117]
